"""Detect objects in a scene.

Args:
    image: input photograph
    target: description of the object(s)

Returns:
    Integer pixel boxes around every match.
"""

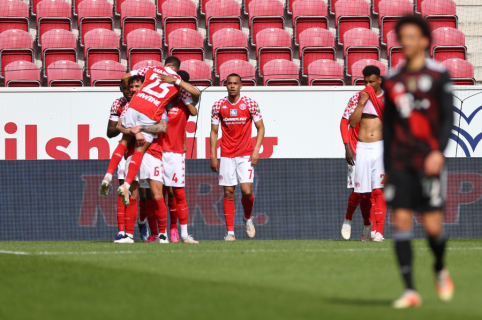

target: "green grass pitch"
[1,239,481,320]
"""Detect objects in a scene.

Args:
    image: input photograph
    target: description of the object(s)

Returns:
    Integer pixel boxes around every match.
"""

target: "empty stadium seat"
[114,0,128,15]
[77,0,114,46]
[180,59,213,86]
[351,59,386,85]
[0,29,34,77]
[422,0,457,30]
[248,0,285,46]
[162,0,197,47]
[73,0,84,15]
[126,29,163,70]
[31,0,41,16]
[4,61,41,87]
[121,0,157,46]
[378,0,413,45]
[307,59,345,86]
[263,59,300,86]
[157,0,168,15]
[343,28,380,76]
[168,28,204,62]
[36,0,72,46]
[219,60,256,86]
[299,28,336,76]
[431,27,466,61]
[212,28,249,76]
[90,60,126,86]
[442,58,475,85]
[256,28,293,76]
[0,0,29,34]
[387,29,403,68]
[328,0,339,15]
[371,0,381,15]
[41,29,78,78]
[292,0,329,46]
[335,0,371,46]
[132,59,164,70]
[415,0,422,14]
[205,0,242,46]
[47,60,84,87]
[243,0,254,15]
[84,29,121,76]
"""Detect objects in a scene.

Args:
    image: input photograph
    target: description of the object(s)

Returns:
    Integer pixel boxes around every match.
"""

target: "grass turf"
[0,239,481,320]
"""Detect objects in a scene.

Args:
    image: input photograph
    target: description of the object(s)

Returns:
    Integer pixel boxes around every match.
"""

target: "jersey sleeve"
[437,70,454,153]
[180,88,194,106]
[342,93,360,120]
[211,100,221,125]
[109,98,124,121]
[130,66,152,76]
[248,99,263,122]
[161,111,169,123]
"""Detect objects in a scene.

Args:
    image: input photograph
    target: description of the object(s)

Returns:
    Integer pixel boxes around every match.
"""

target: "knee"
[224,190,234,199]
[425,223,442,238]
[152,194,163,201]
[241,192,252,199]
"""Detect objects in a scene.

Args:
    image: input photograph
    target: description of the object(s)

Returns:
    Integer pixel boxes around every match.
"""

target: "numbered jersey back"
[129,66,181,122]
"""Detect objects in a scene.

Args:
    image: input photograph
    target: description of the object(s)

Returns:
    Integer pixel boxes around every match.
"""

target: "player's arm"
[349,91,369,128]
[117,118,131,135]
[186,103,198,116]
[183,131,188,153]
[121,72,131,92]
[340,118,355,165]
[250,119,265,166]
[159,74,200,101]
[210,124,220,172]
[107,120,120,138]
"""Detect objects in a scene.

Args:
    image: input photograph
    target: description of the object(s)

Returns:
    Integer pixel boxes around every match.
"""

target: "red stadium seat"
[205,0,242,46]
[387,29,403,68]
[30,0,41,16]
[126,29,163,71]
[421,0,457,30]
[328,0,338,15]
[36,0,72,46]
[132,59,164,70]
[41,29,77,78]
[0,29,34,78]
[256,28,293,77]
[114,0,128,15]
[47,60,84,87]
[73,0,85,16]
[378,0,413,45]
[121,0,157,46]
[292,0,329,46]
[212,28,249,77]
[248,0,285,46]
[168,28,204,62]
[180,59,213,86]
[77,0,114,46]
[219,60,256,86]
[335,0,371,46]
[299,28,336,76]
[84,29,121,76]
[371,0,381,15]
[243,0,253,15]
[157,0,169,15]
[343,28,380,76]
[162,0,197,47]
[0,0,29,33]
[263,59,300,86]
[350,59,386,85]
[442,58,475,85]
[4,61,41,87]
[90,60,126,86]
[415,0,422,14]
[431,27,466,61]
[307,59,345,86]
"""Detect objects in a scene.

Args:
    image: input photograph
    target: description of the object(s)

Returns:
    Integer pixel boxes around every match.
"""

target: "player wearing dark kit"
[383,15,454,308]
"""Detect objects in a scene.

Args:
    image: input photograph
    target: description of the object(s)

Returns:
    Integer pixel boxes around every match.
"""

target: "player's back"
[162,98,189,154]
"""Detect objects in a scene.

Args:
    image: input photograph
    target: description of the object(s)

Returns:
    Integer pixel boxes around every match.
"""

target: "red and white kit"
[342,93,359,188]
[211,96,263,186]
[110,97,128,180]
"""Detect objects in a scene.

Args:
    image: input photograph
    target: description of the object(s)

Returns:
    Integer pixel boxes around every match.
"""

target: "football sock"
[116,196,125,233]
[106,143,127,176]
[125,151,144,185]
[139,200,147,223]
[146,199,158,236]
[124,198,138,236]
[345,191,361,220]
[155,198,167,234]
[370,196,376,232]
[224,197,235,232]
[428,234,446,273]
[228,231,235,235]
[173,187,188,225]
[372,188,387,235]
[180,224,188,239]
[395,230,414,290]
[168,196,178,230]
[241,194,254,220]
[360,194,372,226]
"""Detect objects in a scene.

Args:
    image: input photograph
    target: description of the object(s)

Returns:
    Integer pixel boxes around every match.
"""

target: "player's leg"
[237,156,255,238]
[219,157,238,241]
[148,180,168,243]
[114,178,126,243]
[359,193,372,241]
[370,196,376,239]
[172,187,198,243]
[354,143,373,240]
[116,182,139,243]
[371,142,387,242]
[137,184,150,242]
[145,188,159,242]
[166,187,179,242]
[118,142,151,206]
[341,162,360,239]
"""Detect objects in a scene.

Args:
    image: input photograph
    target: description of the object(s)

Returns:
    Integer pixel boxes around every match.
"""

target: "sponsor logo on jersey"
[240,103,247,110]
[222,105,228,109]
[230,109,238,117]
[161,112,168,121]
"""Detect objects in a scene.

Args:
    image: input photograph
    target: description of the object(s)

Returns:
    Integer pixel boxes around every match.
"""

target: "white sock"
[180,224,188,239]
[126,233,134,239]
[118,231,125,236]
[137,217,146,224]
[160,232,167,238]
[228,231,235,235]
[124,183,130,191]
[105,173,112,182]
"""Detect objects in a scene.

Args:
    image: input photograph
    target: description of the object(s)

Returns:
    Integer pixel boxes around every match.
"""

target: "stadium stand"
[351,58,386,85]
[219,60,256,86]
[84,28,121,76]
[0,29,34,77]
[263,59,300,86]
[126,28,163,70]
[0,0,29,34]
[132,59,164,69]
[421,0,457,30]
[115,0,128,15]
[335,0,371,46]
[307,59,345,86]
[168,28,204,62]
[47,60,84,87]
[442,58,475,85]
[248,0,285,46]
[431,27,466,61]
[299,28,336,76]
[77,0,114,46]
[90,60,126,86]
[121,0,157,46]
[292,0,329,46]
[36,0,72,46]
[4,60,41,87]
[256,28,293,76]
[205,0,242,45]
[162,0,197,47]
[41,29,78,78]
[378,0,413,45]
[343,28,380,76]
[180,59,213,86]
[212,28,249,76]
[386,29,403,68]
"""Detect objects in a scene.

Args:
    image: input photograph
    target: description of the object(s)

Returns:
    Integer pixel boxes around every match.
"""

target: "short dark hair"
[177,70,190,82]
[129,75,144,86]
[395,15,432,47]
[226,73,242,82]
[362,65,381,78]
[165,56,181,69]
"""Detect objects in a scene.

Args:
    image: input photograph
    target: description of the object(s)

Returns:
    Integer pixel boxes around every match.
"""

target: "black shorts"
[384,168,446,212]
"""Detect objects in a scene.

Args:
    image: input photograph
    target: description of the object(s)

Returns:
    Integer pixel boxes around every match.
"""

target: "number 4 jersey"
[129,66,193,122]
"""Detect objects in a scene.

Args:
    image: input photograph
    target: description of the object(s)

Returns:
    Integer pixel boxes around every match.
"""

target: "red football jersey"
[211,96,263,157]
[162,98,190,154]
[109,96,128,122]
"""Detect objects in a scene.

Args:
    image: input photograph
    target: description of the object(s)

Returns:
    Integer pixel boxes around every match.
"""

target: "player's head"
[226,73,242,97]
[177,70,190,83]
[120,82,131,101]
[165,56,181,71]
[395,15,432,60]
[362,66,382,91]
[129,75,144,96]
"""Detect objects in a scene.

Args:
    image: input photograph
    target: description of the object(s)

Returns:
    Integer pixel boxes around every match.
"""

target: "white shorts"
[163,151,185,187]
[122,108,158,143]
[354,141,385,193]
[117,156,126,180]
[219,156,254,186]
[347,164,355,189]
[125,153,163,188]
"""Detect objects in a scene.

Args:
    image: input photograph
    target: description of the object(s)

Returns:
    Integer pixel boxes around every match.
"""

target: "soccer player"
[383,15,454,308]
[210,73,265,241]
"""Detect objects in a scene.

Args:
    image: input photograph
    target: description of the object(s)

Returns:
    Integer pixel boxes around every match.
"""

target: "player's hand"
[249,149,260,166]
[159,74,178,84]
[130,126,141,135]
[183,143,188,153]
[345,144,355,166]
[210,158,219,173]
[135,132,146,146]
[424,150,444,177]
[358,91,369,106]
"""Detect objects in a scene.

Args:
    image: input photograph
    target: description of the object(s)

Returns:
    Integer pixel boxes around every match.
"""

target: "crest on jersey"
[230,109,238,116]
[256,104,261,113]
[240,103,247,110]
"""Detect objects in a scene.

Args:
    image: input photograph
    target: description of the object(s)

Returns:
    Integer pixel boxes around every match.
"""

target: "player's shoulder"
[240,96,258,107]
[112,96,127,107]
[349,92,360,101]
[213,96,228,107]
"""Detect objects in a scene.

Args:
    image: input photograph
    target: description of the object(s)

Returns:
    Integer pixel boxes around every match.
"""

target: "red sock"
[139,200,147,222]
[124,198,138,236]
[370,196,376,232]
[107,143,127,176]
[146,199,158,236]
[372,188,387,235]
[173,187,188,225]
[116,196,125,232]
[168,197,178,230]
[155,198,167,234]
[223,197,235,231]
[345,191,361,220]
[360,194,372,226]
[241,194,254,219]
[125,151,144,185]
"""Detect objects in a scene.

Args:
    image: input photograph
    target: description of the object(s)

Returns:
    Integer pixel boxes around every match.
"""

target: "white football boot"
[243,217,256,238]
[341,219,352,240]
[392,290,422,309]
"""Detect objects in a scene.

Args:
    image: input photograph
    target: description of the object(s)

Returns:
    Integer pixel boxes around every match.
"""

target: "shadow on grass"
[325,297,392,306]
